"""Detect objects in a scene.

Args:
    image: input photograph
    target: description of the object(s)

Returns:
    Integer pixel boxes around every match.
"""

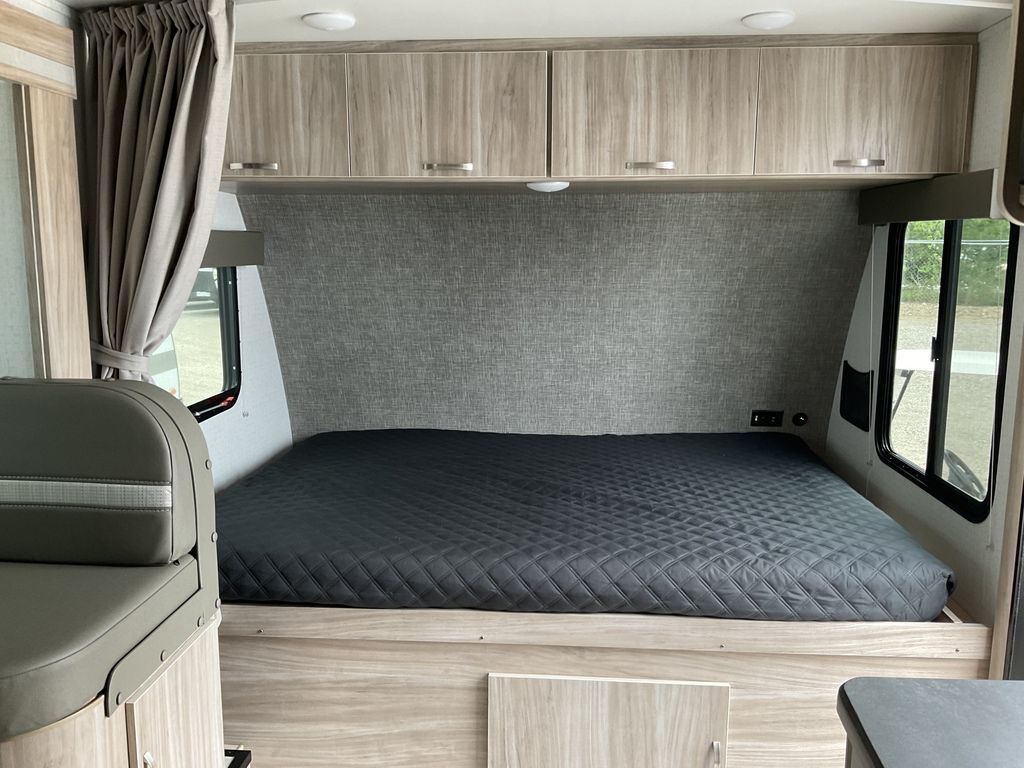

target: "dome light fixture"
[301,11,357,31]
[740,10,796,31]
[526,180,571,193]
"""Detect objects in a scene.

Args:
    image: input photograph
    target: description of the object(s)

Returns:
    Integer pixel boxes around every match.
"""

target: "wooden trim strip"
[0,1,73,67]
[220,605,991,661]
[0,58,74,98]
[223,174,935,196]
[236,32,977,56]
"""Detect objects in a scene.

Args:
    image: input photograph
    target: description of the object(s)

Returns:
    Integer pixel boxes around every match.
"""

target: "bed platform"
[214,429,988,767]
[216,429,953,622]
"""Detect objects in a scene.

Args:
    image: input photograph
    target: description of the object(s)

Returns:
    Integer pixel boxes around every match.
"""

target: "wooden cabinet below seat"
[755,45,973,175]
[347,51,548,178]
[551,48,760,177]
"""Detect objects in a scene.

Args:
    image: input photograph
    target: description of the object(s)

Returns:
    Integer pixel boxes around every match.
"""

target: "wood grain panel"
[755,45,974,175]
[224,54,349,177]
[348,52,547,177]
[552,48,759,177]
[0,2,73,67]
[219,634,985,768]
[219,606,990,768]
[126,623,224,768]
[0,698,127,768]
[22,86,90,378]
[488,674,729,768]
[220,605,991,660]
[236,32,977,56]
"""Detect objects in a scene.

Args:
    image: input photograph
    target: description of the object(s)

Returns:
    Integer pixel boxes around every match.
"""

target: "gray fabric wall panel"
[238,191,871,451]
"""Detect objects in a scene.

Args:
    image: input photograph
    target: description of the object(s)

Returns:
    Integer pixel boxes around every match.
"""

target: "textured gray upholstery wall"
[238,191,871,451]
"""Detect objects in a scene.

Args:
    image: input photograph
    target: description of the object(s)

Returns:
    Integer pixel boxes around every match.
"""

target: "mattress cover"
[216,430,954,621]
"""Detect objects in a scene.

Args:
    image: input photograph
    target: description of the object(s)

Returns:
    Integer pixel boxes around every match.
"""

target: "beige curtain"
[80,0,234,380]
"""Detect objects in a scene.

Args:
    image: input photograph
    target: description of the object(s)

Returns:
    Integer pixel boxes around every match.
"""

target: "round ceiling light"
[740,10,796,31]
[301,11,357,31]
[526,180,570,193]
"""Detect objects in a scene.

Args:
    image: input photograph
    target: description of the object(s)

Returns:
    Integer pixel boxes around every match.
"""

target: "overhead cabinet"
[224,54,350,177]
[347,52,548,177]
[755,45,974,175]
[551,48,760,177]
[221,42,975,185]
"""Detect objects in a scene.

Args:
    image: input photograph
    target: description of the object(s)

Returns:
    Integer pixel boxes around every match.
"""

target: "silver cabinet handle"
[832,158,885,168]
[228,162,280,171]
[712,740,722,767]
[143,752,156,768]
[422,162,474,171]
[625,160,676,170]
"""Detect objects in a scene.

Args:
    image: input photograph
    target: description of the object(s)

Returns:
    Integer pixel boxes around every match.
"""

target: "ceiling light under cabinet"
[740,10,796,31]
[526,181,571,193]
[301,11,357,31]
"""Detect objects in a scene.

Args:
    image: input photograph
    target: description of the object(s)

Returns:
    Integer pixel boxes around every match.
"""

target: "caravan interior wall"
[239,191,871,452]
[826,15,1017,629]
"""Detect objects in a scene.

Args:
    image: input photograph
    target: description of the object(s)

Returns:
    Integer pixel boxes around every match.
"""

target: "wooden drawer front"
[488,673,730,768]
[224,54,349,177]
[348,51,547,178]
[755,45,973,175]
[551,48,759,178]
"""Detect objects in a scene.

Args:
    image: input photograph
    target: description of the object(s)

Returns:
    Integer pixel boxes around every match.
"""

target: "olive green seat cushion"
[0,556,198,741]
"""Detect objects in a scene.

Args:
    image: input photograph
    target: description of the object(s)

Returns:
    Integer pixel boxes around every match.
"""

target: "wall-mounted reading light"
[526,181,571,193]
[301,11,357,31]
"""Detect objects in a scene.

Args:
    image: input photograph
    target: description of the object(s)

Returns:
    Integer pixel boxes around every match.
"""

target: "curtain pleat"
[80,0,234,380]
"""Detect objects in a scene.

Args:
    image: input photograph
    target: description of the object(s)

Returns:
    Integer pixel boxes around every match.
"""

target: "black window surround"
[189,266,241,422]
[876,221,1018,524]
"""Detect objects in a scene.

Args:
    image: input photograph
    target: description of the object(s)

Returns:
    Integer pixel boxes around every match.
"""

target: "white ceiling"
[60,0,1011,41]
[229,0,1009,44]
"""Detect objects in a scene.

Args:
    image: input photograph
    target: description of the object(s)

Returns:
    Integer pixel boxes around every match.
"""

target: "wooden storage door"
[126,626,224,768]
[347,51,547,177]
[488,674,730,768]
[224,54,349,177]
[551,48,759,177]
[755,45,973,175]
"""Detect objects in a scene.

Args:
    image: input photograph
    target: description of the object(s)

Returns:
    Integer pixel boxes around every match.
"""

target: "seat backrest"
[0,379,211,566]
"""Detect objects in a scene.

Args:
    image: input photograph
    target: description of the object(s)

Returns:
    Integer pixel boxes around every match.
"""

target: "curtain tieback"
[91,342,150,374]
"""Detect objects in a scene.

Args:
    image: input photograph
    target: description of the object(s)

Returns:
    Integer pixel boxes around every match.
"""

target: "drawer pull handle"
[422,162,474,171]
[625,160,676,170]
[228,162,280,171]
[832,158,885,168]
[143,752,156,768]
[712,740,722,766]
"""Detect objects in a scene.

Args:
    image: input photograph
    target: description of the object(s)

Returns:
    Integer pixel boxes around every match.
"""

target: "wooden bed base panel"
[218,605,991,768]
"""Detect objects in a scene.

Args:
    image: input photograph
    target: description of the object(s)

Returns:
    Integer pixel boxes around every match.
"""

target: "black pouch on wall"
[840,361,873,433]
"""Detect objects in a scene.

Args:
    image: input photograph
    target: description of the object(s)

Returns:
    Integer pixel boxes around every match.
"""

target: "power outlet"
[750,410,784,428]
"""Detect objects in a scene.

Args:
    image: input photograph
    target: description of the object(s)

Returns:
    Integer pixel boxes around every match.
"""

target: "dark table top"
[839,677,1024,768]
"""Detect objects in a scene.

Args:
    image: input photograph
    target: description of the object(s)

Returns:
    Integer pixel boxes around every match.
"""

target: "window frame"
[186,265,241,422]
[876,220,1018,523]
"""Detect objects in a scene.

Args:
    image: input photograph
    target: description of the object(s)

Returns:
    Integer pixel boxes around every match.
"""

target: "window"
[878,219,1017,522]
[152,266,240,421]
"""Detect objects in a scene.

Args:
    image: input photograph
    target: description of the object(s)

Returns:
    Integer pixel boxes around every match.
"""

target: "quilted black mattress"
[216,430,954,621]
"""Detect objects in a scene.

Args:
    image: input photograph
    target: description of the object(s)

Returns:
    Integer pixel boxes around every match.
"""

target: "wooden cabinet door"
[755,46,973,175]
[224,54,349,177]
[347,52,547,177]
[0,699,127,768]
[126,625,223,768]
[488,674,730,768]
[551,49,759,177]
